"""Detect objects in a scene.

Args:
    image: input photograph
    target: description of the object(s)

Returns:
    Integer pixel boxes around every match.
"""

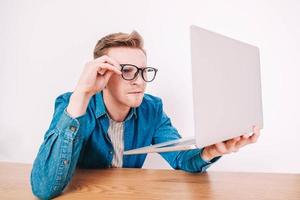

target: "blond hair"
[93,30,146,59]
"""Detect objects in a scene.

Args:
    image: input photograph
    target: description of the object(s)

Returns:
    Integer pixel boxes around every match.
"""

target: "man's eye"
[123,68,133,73]
[146,68,154,72]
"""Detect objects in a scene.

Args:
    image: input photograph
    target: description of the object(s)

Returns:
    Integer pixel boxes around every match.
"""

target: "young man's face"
[105,47,147,108]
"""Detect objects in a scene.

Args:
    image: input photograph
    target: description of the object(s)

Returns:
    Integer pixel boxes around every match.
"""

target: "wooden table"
[0,162,299,200]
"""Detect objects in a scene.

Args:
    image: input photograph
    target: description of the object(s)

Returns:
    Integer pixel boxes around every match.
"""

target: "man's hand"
[201,126,261,161]
[74,55,122,97]
[67,55,122,118]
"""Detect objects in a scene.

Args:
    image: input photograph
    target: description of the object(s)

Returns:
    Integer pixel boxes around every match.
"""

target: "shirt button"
[63,160,69,165]
[110,151,113,154]
[69,126,77,132]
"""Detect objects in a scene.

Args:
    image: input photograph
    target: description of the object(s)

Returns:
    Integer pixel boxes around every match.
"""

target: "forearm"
[31,109,85,199]
[67,91,93,118]
[175,149,221,173]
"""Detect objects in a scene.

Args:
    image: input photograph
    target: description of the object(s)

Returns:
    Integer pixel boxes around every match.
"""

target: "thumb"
[103,71,114,83]
[95,70,114,91]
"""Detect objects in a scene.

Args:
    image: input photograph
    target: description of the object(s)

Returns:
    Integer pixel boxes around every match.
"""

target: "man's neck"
[103,90,130,122]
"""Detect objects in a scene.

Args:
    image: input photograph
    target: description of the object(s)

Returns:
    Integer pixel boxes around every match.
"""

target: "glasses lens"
[143,68,156,82]
[122,65,138,80]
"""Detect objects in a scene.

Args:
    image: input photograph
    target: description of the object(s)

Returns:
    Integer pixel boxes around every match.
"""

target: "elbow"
[32,190,60,200]
[31,180,62,200]
[31,185,61,200]
[30,170,62,200]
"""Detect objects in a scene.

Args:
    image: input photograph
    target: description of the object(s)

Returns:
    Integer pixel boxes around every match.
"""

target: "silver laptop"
[124,25,263,155]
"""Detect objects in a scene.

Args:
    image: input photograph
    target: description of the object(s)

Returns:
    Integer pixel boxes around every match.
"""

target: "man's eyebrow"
[135,65,146,69]
[121,63,147,68]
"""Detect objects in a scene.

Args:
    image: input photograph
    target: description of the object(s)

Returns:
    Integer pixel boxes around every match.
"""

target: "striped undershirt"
[107,117,124,168]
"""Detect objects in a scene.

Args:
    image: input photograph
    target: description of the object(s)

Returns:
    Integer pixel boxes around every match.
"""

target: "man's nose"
[132,71,145,85]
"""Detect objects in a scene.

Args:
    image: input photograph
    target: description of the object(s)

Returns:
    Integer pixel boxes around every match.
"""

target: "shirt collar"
[95,92,137,120]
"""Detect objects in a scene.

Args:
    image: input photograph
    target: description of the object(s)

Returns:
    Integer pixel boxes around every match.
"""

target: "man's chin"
[128,100,143,108]
[125,96,144,108]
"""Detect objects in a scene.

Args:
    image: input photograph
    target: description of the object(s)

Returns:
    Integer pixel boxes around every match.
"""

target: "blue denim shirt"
[31,92,220,199]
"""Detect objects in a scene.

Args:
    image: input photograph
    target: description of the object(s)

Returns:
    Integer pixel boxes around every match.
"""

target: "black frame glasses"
[119,64,158,82]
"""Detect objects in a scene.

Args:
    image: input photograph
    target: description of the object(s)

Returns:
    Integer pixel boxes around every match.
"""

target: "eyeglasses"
[119,64,158,82]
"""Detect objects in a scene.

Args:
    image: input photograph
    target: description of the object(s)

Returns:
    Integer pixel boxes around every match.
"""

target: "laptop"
[124,25,263,155]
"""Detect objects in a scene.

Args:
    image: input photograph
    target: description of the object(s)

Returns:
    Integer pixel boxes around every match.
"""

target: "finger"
[95,55,121,70]
[249,131,260,143]
[238,132,253,145]
[225,137,240,152]
[226,136,240,145]
[237,131,260,148]
[214,142,228,154]
[250,125,261,143]
[224,136,240,143]
[102,70,114,83]
[242,133,251,139]
[97,63,122,75]
[84,60,121,78]
[235,138,249,149]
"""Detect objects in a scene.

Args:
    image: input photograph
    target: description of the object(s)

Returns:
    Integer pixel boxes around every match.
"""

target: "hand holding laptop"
[201,126,261,161]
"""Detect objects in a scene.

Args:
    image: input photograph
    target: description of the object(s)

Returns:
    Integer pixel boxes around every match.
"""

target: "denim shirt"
[31,92,220,199]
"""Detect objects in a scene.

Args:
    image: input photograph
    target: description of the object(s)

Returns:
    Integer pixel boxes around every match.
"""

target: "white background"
[1,0,299,173]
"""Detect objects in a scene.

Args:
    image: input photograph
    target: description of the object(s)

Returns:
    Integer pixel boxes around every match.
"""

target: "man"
[31,31,260,199]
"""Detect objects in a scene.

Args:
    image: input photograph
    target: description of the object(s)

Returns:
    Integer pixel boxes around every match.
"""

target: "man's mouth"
[128,91,143,94]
